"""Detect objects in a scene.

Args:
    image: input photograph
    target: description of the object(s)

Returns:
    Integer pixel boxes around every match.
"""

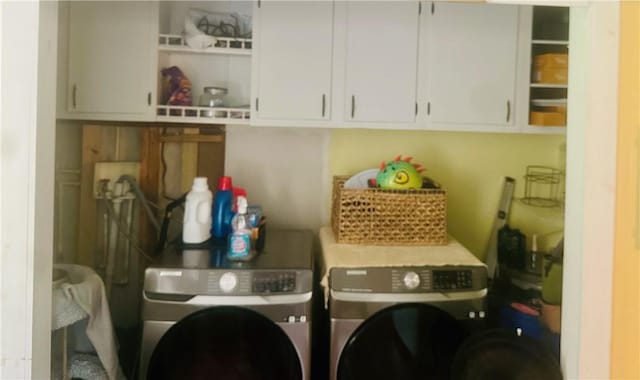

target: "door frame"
[0,1,620,379]
[561,2,620,379]
[0,1,57,378]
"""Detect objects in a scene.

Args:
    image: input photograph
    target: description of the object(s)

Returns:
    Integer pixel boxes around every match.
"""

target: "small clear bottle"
[227,196,254,260]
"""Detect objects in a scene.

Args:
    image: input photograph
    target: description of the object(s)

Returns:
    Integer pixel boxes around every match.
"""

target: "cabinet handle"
[147,92,151,106]
[427,102,431,115]
[506,100,511,122]
[322,94,326,117]
[351,95,355,119]
[72,84,77,109]
[255,97,259,112]
[415,102,418,116]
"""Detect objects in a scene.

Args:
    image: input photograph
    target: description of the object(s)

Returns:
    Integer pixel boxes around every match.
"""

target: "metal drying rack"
[521,165,563,207]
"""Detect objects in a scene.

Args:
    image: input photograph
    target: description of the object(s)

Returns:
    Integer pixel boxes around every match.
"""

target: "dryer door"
[147,306,302,380]
[337,303,469,380]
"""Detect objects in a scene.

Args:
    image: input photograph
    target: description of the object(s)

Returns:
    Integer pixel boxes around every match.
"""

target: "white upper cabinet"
[253,1,334,121]
[423,2,519,128]
[66,1,156,120]
[343,2,420,123]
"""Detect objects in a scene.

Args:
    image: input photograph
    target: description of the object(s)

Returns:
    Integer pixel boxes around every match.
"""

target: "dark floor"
[116,325,142,380]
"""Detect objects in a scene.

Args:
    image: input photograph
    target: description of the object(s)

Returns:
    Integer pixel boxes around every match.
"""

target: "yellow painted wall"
[611,1,640,378]
[329,129,566,258]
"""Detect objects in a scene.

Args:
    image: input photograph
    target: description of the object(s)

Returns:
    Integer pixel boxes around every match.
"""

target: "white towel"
[52,285,88,330]
[54,264,125,380]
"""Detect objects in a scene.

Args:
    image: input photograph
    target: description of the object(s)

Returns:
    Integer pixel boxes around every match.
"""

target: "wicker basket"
[331,176,447,246]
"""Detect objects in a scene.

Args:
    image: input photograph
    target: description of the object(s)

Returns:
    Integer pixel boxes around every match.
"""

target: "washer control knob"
[219,272,238,293]
[403,271,421,290]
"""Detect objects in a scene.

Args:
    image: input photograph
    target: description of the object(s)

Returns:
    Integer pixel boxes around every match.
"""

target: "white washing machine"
[139,229,314,380]
[320,227,488,380]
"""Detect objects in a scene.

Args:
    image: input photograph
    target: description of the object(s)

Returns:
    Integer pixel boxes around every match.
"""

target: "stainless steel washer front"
[139,229,314,380]
[140,293,312,380]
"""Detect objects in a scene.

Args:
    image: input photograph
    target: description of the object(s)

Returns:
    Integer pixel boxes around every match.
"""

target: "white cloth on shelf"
[54,264,125,380]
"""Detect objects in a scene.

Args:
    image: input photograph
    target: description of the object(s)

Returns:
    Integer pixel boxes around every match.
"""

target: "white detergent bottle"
[183,177,213,244]
[228,195,253,260]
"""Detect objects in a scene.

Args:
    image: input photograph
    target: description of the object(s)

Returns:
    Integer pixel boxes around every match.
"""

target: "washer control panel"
[252,271,296,294]
[144,269,311,296]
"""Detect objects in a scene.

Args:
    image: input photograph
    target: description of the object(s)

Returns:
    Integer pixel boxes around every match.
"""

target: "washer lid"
[147,306,302,380]
[153,229,314,271]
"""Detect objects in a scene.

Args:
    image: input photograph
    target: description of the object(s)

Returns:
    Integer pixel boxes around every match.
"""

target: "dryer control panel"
[432,269,473,290]
[331,265,487,294]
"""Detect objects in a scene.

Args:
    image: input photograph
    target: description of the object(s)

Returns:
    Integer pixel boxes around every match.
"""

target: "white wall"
[225,126,331,231]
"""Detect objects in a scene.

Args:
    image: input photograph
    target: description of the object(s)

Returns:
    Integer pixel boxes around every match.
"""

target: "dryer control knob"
[219,272,238,293]
[403,271,421,290]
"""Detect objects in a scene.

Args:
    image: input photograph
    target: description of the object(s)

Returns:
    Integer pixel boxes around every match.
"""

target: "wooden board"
[139,127,161,257]
[76,125,142,266]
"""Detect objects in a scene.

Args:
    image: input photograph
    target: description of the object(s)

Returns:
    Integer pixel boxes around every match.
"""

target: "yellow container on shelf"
[530,110,566,126]
[533,68,568,84]
[534,53,569,68]
[533,53,569,84]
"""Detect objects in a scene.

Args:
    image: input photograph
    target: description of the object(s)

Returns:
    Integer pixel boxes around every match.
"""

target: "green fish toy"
[376,155,425,189]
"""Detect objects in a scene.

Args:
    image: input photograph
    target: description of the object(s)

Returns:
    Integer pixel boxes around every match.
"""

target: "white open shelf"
[158,34,252,56]
[530,83,568,89]
[532,39,569,45]
[156,105,250,125]
[523,125,566,134]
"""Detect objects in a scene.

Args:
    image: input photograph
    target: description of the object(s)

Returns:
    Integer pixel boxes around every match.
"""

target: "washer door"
[148,306,302,380]
[337,303,469,380]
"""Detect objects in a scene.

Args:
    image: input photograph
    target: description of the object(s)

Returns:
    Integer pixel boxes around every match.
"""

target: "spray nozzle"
[236,195,248,214]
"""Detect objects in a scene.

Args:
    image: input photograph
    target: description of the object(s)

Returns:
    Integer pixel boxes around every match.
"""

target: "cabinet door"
[344,2,420,123]
[255,1,334,121]
[68,1,154,116]
[425,3,518,126]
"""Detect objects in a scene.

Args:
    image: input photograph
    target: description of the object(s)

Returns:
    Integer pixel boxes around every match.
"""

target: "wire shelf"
[521,165,563,208]
[158,34,252,55]
[156,105,250,125]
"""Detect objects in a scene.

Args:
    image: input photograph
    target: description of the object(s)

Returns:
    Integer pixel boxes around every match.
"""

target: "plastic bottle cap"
[218,176,232,191]
[233,187,247,198]
[192,177,209,191]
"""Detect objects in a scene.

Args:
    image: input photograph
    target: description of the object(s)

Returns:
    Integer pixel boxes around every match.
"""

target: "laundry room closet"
[36,1,628,379]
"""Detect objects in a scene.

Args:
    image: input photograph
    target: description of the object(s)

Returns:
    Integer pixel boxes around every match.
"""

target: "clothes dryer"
[320,227,488,380]
[139,229,313,380]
